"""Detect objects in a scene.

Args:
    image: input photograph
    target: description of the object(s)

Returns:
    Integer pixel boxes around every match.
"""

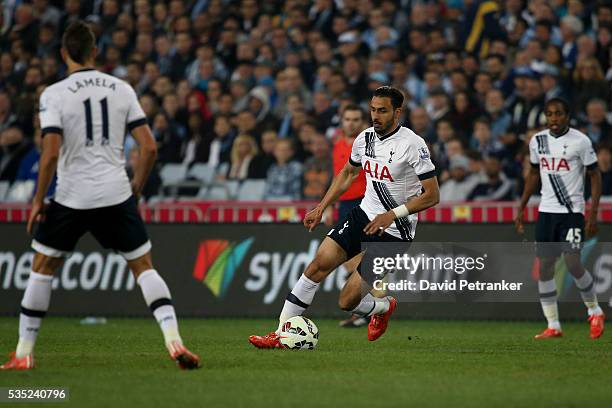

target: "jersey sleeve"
[529,136,539,166]
[125,84,147,131]
[349,132,365,167]
[580,137,598,168]
[408,136,436,180]
[39,88,63,136]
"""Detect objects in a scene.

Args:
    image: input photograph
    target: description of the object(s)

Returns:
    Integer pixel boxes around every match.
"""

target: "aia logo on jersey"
[364,159,394,182]
[540,157,570,171]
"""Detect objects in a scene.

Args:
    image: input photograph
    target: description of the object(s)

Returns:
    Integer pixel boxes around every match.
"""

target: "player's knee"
[33,253,63,275]
[563,253,583,274]
[539,258,556,278]
[127,252,154,278]
[304,258,331,282]
[338,296,356,311]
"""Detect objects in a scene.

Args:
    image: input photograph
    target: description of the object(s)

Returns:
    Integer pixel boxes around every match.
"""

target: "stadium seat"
[146,195,164,205]
[203,184,230,200]
[5,181,35,202]
[159,164,188,197]
[160,163,188,185]
[197,180,240,200]
[226,180,240,198]
[237,180,266,201]
[188,163,215,185]
[0,181,9,201]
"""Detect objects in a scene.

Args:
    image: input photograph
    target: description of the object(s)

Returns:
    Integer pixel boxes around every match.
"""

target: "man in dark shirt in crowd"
[468,155,515,201]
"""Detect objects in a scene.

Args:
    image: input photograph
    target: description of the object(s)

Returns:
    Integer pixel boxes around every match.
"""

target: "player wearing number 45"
[249,87,440,349]
[515,98,605,340]
[0,21,200,370]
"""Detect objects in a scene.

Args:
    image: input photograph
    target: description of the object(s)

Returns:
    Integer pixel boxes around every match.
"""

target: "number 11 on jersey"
[83,97,109,146]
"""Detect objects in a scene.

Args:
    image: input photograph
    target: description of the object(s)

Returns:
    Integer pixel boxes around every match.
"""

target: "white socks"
[277,274,320,332]
[574,271,603,316]
[137,269,182,345]
[351,294,390,317]
[538,279,561,331]
[17,271,53,357]
[538,270,604,331]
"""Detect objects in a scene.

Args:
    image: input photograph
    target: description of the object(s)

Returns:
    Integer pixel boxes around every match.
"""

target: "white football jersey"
[39,69,147,209]
[529,127,597,214]
[350,126,436,240]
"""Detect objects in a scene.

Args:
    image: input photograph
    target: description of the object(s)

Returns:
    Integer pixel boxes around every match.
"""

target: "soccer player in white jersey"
[516,98,604,339]
[0,22,200,370]
[249,86,440,348]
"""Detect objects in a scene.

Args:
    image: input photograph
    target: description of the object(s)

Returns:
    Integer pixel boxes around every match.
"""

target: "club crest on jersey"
[364,159,394,182]
[388,150,395,163]
[419,147,430,160]
[540,157,570,171]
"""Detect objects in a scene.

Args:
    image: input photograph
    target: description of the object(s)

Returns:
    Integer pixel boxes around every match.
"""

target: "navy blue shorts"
[32,195,151,260]
[327,206,410,283]
[535,212,584,257]
[337,197,362,222]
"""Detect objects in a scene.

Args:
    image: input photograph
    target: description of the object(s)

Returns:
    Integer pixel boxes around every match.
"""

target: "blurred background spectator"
[264,138,302,201]
[467,155,515,201]
[226,133,258,181]
[440,155,481,202]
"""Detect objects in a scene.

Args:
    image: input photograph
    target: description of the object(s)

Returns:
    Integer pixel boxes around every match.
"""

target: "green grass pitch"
[0,317,610,407]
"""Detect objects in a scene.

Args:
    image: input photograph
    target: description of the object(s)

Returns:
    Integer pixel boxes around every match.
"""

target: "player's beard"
[374,119,394,135]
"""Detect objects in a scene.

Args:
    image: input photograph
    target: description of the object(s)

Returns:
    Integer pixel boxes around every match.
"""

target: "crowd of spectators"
[0,0,611,204]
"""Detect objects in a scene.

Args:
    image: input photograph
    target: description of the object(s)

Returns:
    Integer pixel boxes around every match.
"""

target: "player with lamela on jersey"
[249,86,440,348]
[1,21,200,370]
[516,97,604,339]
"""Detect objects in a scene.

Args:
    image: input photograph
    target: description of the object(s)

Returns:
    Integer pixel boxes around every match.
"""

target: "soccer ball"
[279,316,319,350]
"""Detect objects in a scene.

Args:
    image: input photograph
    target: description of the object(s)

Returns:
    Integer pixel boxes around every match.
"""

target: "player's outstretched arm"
[515,165,541,234]
[303,161,360,231]
[130,124,158,199]
[404,176,440,214]
[586,167,602,238]
[27,132,61,235]
[363,176,440,236]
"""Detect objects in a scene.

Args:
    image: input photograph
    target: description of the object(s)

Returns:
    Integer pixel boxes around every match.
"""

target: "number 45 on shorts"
[565,228,582,243]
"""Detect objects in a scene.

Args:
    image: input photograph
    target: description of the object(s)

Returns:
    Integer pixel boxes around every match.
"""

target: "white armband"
[392,205,409,218]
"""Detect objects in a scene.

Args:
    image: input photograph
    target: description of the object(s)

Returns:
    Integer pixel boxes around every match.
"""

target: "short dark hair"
[476,71,492,80]
[342,103,366,120]
[486,54,506,65]
[450,68,467,77]
[62,21,96,64]
[475,116,491,126]
[545,97,571,115]
[535,19,553,30]
[127,60,143,70]
[466,150,483,161]
[372,86,404,109]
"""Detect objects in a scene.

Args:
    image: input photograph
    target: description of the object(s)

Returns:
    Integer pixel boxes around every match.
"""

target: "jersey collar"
[69,68,96,76]
[549,126,570,138]
[376,125,401,141]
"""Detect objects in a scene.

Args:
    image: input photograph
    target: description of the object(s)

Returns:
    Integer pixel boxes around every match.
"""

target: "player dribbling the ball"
[249,86,440,349]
